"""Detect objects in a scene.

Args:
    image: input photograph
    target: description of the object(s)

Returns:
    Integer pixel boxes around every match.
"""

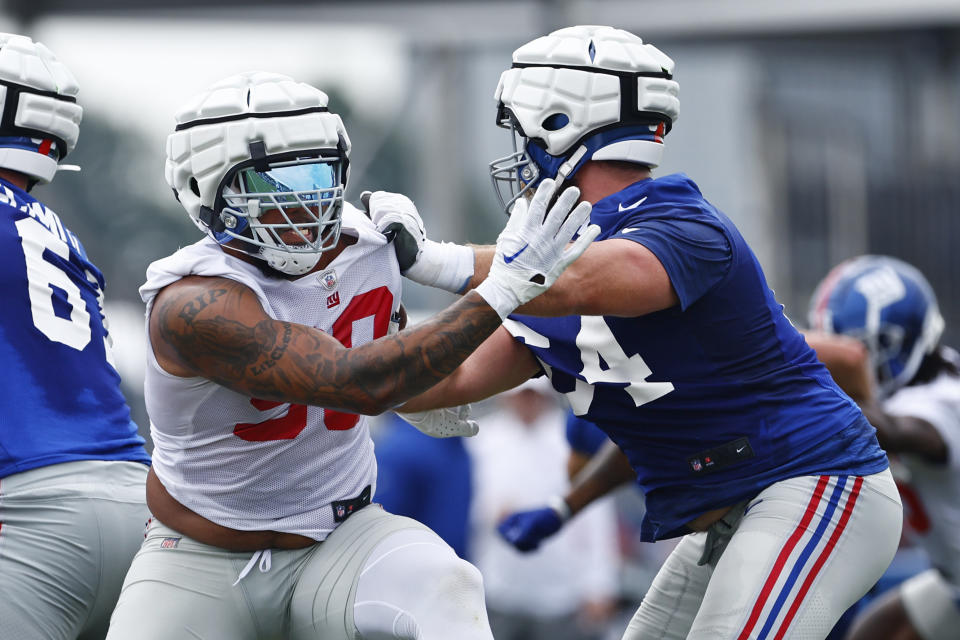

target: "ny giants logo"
[327,291,340,309]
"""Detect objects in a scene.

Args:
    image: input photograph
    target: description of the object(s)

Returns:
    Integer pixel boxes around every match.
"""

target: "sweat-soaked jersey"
[0,177,148,479]
[139,205,401,540]
[506,173,888,541]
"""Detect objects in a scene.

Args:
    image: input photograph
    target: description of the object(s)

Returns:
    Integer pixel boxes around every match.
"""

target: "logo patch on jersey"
[327,291,340,309]
[687,437,754,475]
[160,537,181,549]
[319,269,338,290]
[331,485,372,523]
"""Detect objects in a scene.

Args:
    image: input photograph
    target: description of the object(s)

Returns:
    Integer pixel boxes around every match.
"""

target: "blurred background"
[3,1,958,635]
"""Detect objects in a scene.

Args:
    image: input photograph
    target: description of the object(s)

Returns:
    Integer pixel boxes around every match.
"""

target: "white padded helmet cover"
[495,25,679,157]
[165,71,351,234]
[0,33,83,182]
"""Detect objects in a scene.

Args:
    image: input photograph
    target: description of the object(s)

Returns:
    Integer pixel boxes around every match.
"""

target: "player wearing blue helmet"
[809,255,945,399]
[0,33,151,640]
[809,256,960,640]
[367,25,903,640]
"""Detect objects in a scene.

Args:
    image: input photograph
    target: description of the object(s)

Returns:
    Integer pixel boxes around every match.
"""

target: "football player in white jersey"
[808,255,960,640]
[0,34,151,640]
[104,71,595,640]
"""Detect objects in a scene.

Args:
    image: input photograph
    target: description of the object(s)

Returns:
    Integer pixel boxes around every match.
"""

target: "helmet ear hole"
[542,113,569,131]
[189,177,201,197]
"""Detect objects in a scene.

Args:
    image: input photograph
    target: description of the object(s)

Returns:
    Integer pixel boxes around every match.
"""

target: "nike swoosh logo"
[736,446,746,453]
[621,227,639,234]
[618,196,648,212]
[503,244,529,264]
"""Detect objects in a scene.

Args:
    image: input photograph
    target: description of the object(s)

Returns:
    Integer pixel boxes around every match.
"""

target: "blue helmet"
[809,255,944,397]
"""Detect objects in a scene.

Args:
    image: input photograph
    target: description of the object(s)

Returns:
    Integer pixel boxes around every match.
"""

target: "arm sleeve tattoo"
[153,276,502,414]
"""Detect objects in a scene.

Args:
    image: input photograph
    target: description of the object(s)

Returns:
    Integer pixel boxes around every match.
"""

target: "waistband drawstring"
[233,549,272,586]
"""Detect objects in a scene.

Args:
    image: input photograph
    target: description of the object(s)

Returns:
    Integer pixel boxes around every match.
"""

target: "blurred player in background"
[372,412,473,558]
[467,378,619,640]
[566,409,611,478]
[0,33,151,640]
[807,255,959,640]
[370,25,903,639]
[105,71,595,640]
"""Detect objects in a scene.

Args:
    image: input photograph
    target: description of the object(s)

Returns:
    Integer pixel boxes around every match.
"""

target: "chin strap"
[553,145,588,191]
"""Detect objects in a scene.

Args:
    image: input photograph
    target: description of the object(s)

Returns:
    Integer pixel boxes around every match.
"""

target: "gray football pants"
[106,503,494,640]
[0,460,149,640]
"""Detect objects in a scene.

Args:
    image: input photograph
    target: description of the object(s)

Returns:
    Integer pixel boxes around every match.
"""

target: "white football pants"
[623,469,902,639]
[106,504,493,640]
[0,460,149,640]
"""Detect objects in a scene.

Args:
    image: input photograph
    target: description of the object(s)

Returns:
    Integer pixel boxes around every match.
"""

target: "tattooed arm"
[150,275,507,415]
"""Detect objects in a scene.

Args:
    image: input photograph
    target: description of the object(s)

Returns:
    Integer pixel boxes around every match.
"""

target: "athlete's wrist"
[546,495,573,522]
[474,278,522,320]
[404,239,475,293]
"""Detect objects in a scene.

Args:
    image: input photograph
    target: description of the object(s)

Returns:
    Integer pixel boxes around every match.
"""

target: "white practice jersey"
[139,204,402,540]
[884,351,960,586]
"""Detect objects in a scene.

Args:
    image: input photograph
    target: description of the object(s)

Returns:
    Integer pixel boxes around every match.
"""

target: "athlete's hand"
[476,179,598,318]
[497,506,565,552]
[395,405,479,438]
[362,191,424,272]
[361,190,474,293]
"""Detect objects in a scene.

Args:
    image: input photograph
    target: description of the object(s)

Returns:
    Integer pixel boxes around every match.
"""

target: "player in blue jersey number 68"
[367,25,904,640]
[0,33,151,640]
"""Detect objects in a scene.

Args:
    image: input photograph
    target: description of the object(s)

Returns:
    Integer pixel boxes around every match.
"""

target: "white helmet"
[166,71,351,276]
[490,25,679,213]
[0,33,83,187]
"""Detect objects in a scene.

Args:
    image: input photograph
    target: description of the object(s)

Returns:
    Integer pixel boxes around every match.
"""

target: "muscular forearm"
[396,326,540,413]
[336,292,504,412]
[564,440,636,516]
[156,279,505,415]
[465,240,678,317]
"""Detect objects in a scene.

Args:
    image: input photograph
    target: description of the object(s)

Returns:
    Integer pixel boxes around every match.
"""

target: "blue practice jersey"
[506,173,887,541]
[0,178,148,479]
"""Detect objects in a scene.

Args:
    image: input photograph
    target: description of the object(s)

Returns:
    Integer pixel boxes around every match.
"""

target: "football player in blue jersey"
[367,25,904,639]
[0,33,151,640]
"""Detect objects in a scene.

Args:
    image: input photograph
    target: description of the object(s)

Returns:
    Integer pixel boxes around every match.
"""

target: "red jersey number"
[325,287,395,430]
[232,287,395,440]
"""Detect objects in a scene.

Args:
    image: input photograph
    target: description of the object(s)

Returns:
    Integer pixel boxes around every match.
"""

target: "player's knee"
[418,552,486,611]
[355,536,488,637]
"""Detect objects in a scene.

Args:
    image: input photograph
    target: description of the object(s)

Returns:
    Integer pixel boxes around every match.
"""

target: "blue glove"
[497,506,565,552]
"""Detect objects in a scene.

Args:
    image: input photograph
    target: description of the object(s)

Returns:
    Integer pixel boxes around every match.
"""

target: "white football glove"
[475,179,599,318]
[396,405,479,438]
[361,190,474,293]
